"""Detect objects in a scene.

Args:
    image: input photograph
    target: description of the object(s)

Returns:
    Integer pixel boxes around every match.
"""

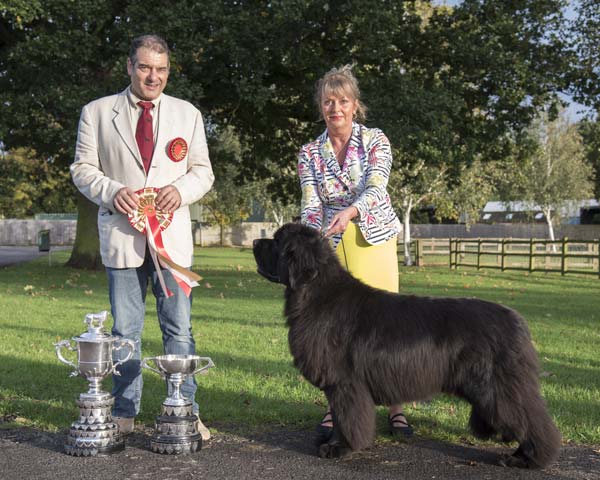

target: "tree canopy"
[0,0,591,265]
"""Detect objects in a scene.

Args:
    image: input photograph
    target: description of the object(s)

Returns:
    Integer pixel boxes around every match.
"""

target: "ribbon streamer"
[128,187,201,297]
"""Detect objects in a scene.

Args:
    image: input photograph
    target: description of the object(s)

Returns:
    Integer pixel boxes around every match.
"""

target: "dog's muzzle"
[256,267,280,283]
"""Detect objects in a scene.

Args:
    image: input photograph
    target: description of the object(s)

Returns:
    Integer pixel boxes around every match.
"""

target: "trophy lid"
[73,311,118,342]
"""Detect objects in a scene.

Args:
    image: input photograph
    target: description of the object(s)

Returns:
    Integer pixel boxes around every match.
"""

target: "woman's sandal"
[388,412,414,438]
[315,410,334,442]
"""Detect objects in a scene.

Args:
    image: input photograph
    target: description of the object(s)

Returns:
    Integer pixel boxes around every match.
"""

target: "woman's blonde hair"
[315,64,367,122]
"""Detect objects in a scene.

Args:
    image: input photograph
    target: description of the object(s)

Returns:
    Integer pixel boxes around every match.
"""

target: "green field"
[0,247,598,446]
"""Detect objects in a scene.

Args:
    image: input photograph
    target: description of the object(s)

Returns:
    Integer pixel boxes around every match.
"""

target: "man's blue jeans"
[107,252,198,418]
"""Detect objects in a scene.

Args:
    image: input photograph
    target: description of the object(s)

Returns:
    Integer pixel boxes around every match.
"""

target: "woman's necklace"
[332,137,350,163]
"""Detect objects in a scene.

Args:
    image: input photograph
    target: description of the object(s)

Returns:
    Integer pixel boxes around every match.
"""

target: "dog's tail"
[515,391,562,469]
[494,338,562,469]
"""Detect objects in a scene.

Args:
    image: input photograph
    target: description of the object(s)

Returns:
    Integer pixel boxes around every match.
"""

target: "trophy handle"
[141,356,164,378]
[54,340,78,376]
[192,357,215,376]
[111,338,135,377]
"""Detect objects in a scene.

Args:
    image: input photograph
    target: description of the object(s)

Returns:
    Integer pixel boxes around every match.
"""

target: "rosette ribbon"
[128,187,201,298]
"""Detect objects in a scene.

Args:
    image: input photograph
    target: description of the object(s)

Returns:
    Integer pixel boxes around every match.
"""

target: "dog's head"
[253,223,333,289]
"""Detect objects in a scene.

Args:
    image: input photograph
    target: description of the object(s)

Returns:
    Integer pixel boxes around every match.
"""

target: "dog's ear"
[282,233,319,289]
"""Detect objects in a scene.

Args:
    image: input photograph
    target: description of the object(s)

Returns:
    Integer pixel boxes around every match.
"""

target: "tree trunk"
[544,208,557,253]
[402,201,413,266]
[65,192,103,270]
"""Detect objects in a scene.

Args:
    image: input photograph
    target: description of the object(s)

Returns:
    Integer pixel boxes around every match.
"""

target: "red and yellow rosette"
[128,187,201,297]
[167,137,188,162]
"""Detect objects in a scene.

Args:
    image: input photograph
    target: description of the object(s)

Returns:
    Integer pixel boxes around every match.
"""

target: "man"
[71,34,214,440]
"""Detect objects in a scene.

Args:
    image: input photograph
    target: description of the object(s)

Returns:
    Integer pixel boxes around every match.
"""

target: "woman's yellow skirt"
[335,222,399,293]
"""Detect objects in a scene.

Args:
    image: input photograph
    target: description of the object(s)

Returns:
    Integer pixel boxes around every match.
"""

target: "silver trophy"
[55,311,135,456]
[142,354,214,454]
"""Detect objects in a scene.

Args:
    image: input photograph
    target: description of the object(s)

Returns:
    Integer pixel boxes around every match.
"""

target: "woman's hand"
[325,206,358,237]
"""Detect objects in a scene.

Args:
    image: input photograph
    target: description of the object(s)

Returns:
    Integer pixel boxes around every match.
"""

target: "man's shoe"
[114,416,135,435]
[195,417,211,442]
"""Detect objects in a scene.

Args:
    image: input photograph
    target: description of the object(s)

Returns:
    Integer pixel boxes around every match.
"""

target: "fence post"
[529,238,534,273]
[449,238,453,269]
[561,237,568,276]
[415,239,422,267]
[477,238,481,270]
[501,238,506,271]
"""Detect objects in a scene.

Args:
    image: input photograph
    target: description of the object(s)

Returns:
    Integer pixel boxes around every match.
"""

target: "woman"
[298,65,413,441]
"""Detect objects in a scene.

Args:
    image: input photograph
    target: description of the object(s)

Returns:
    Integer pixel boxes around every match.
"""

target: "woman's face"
[320,89,357,133]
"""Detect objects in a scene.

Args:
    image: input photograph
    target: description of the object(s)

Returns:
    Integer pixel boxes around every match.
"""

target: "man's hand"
[156,185,182,213]
[113,187,140,215]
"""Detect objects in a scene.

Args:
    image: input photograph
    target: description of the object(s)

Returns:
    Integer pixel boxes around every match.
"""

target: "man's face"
[127,47,169,101]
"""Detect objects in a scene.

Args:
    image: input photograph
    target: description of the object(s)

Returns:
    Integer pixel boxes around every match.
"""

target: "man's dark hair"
[129,34,170,66]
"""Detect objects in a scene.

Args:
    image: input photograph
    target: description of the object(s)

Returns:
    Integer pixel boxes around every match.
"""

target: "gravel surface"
[1,424,598,480]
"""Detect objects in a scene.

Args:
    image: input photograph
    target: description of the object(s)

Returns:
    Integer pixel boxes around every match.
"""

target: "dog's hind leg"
[319,382,376,459]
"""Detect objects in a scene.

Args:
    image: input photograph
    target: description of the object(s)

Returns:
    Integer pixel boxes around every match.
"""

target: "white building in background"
[480,200,600,225]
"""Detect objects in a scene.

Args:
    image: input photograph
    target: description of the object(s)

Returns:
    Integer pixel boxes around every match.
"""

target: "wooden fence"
[399,238,600,278]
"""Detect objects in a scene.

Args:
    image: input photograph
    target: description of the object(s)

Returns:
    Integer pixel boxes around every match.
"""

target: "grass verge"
[0,247,598,446]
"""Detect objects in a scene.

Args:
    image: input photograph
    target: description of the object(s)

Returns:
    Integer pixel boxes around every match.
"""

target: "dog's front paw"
[318,441,351,459]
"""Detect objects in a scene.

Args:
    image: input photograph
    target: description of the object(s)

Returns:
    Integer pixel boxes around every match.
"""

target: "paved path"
[0,425,598,480]
[0,246,70,267]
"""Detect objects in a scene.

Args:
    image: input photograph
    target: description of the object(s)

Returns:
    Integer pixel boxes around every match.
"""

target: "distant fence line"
[0,219,278,247]
[3,218,600,249]
[401,238,600,278]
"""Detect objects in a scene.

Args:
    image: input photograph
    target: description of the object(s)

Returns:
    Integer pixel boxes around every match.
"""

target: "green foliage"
[522,111,593,209]
[200,126,254,233]
[0,249,599,445]
[436,158,499,227]
[570,0,600,109]
[0,148,76,217]
[0,0,586,262]
[578,118,600,199]
[501,109,594,239]
[0,1,577,192]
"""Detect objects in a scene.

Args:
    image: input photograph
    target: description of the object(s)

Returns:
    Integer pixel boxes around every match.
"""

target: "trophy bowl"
[143,354,214,376]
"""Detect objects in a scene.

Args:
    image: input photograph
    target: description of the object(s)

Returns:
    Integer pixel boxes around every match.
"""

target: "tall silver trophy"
[142,354,214,454]
[55,311,135,456]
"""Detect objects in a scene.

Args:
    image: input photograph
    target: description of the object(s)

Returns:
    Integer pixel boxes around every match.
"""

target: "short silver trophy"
[55,311,135,456]
[142,354,214,454]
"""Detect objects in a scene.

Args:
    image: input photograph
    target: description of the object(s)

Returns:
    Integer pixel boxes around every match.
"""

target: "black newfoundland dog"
[253,223,561,469]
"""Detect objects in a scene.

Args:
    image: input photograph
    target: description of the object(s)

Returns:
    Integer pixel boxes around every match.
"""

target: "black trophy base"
[150,408,202,455]
[150,434,202,455]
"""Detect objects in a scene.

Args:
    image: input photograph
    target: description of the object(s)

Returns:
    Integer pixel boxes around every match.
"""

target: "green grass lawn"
[0,247,598,447]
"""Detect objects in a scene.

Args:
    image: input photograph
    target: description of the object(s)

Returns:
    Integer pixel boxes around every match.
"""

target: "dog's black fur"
[253,223,561,468]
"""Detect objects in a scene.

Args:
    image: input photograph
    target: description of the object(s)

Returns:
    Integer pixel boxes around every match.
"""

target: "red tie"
[136,101,154,173]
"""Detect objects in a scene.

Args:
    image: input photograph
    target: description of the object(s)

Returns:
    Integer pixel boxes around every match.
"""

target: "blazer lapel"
[319,131,343,179]
[320,125,360,190]
[112,90,143,170]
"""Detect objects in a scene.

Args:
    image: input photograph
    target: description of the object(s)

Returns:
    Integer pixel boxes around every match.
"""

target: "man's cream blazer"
[71,88,214,269]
